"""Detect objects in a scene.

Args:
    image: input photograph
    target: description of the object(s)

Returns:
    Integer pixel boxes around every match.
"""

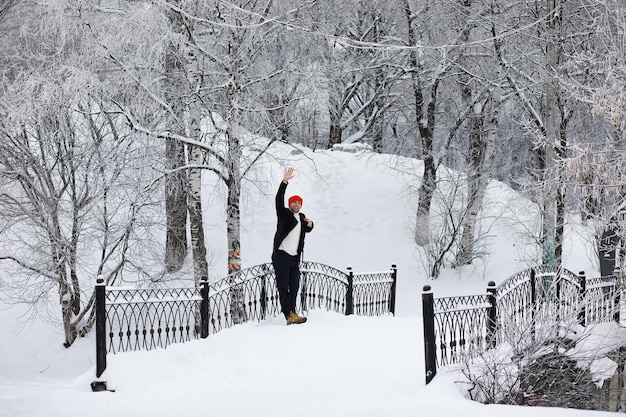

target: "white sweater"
[278,211,301,256]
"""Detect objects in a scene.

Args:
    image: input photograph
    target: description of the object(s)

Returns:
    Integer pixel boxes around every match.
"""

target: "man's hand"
[304,217,313,228]
[283,167,295,183]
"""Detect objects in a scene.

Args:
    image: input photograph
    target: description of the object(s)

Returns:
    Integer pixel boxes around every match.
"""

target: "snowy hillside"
[0,144,604,417]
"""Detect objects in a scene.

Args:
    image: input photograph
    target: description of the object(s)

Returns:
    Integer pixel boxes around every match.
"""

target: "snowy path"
[0,310,610,417]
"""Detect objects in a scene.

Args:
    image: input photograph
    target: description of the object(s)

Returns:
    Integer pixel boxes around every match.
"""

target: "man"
[272,167,314,325]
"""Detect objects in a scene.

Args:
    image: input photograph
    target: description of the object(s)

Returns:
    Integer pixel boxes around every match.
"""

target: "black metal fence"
[422,266,622,384]
[96,261,397,377]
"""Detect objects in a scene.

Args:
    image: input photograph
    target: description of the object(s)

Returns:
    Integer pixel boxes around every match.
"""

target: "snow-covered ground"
[0,144,613,417]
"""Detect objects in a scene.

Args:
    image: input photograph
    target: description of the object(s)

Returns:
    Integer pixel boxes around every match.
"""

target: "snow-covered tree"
[0,1,163,346]
[163,4,190,274]
[399,0,490,248]
[313,0,403,150]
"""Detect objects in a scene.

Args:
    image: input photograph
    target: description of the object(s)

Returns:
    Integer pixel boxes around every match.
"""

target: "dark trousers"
[272,250,300,318]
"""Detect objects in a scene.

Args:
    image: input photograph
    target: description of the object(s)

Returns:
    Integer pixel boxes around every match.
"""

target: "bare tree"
[580,0,626,138]
[0,1,169,346]
[329,3,401,150]
[560,0,626,223]
[83,1,210,285]
[488,0,569,267]
[163,4,190,273]
[3,105,163,346]
[400,0,487,248]
[416,174,466,279]
[400,0,441,247]
[88,0,316,322]
[444,0,504,266]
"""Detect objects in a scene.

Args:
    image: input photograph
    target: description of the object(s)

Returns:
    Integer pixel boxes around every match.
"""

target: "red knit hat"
[288,195,303,206]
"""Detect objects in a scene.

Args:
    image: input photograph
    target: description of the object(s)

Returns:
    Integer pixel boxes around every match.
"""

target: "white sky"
[0,143,616,417]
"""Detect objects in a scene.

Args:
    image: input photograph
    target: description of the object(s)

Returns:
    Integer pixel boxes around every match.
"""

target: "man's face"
[289,200,301,213]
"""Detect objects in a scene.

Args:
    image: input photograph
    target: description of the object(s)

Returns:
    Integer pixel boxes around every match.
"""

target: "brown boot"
[286,311,307,325]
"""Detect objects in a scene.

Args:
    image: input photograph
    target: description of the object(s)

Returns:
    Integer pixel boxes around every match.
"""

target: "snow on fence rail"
[95,261,397,377]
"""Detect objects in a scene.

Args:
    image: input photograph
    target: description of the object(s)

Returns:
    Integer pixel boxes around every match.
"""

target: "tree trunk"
[416,151,436,246]
[458,106,483,264]
[402,0,438,247]
[165,138,188,272]
[226,126,247,325]
[542,0,559,266]
[188,143,208,287]
[328,102,343,148]
[226,175,241,276]
[57,247,78,347]
[180,7,209,288]
[164,5,188,273]
[226,127,242,277]
[555,102,572,265]
[224,23,247,322]
[371,71,385,153]
[457,91,500,266]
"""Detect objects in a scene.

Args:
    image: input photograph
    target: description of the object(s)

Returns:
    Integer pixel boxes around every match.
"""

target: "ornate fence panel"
[431,293,492,367]
[95,261,397,377]
[352,266,398,316]
[299,262,350,314]
[422,266,622,385]
[207,263,279,334]
[495,266,583,346]
[105,286,202,354]
[584,275,620,325]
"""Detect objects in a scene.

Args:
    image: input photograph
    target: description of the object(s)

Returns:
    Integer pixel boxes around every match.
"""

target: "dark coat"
[272,181,314,255]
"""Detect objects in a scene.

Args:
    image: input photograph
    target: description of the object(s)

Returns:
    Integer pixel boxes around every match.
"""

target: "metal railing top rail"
[101,262,395,299]
[301,261,350,282]
[353,270,396,284]
[586,274,619,289]
[433,294,491,313]
[208,261,354,287]
[105,287,200,304]
[206,261,396,290]
[495,265,583,298]
[210,262,274,288]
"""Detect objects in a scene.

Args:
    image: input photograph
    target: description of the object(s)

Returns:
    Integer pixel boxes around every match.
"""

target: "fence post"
[300,263,308,313]
[530,268,536,341]
[422,285,436,384]
[200,276,209,338]
[486,281,497,348]
[389,264,397,315]
[578,270,586,326]
[614,266,621,324]
[260,265,268,320]
[95,277,106,378]
[530,268,536,304]
[555,269,562,328]
[345,266,354,315]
